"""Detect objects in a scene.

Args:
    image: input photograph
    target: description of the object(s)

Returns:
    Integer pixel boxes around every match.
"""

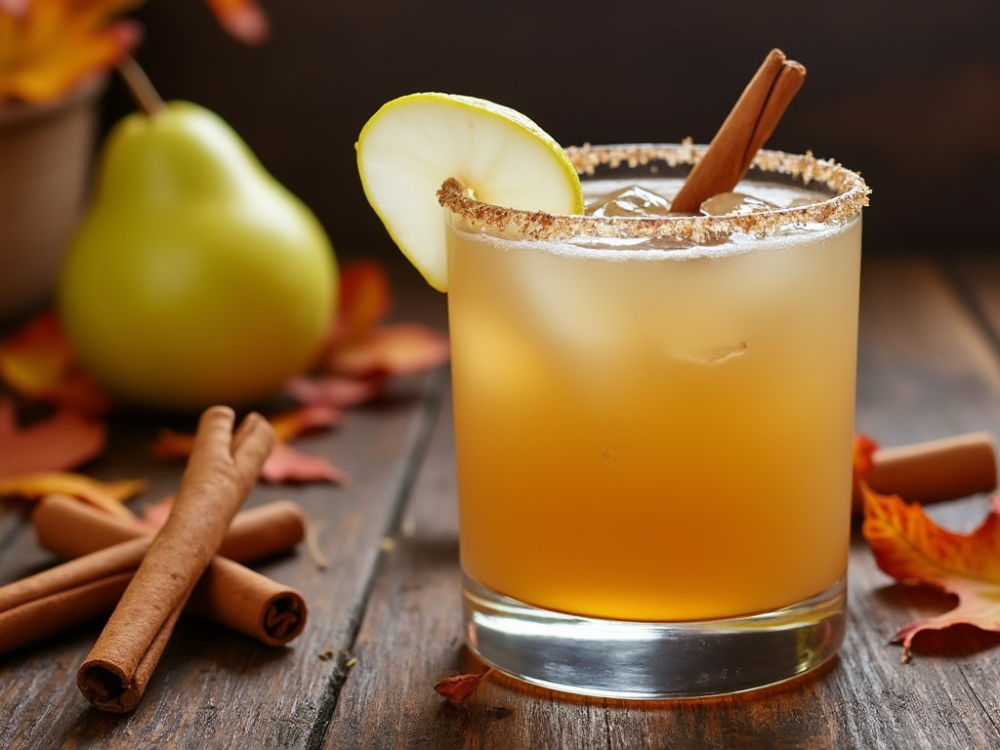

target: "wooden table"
[3,253,1000,749]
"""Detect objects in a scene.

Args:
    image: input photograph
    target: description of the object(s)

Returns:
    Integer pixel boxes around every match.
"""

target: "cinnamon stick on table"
[669,48,806,214]
[77,406,274,713]
[0,496,308,656]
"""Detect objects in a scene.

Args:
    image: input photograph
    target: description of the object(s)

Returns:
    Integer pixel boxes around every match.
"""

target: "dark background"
[106,0,1000,269]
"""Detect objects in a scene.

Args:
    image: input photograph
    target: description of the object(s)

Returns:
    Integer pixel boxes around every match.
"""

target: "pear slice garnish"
[356,93,583,292]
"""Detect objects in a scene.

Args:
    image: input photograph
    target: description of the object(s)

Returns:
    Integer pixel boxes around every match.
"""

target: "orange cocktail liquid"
[447,178,862,622]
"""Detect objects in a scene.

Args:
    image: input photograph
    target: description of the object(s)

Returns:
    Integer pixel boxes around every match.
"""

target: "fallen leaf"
[862,483,1000,662]
[0,397,106,479]
[284,374,386,409]
[321,260,449,379]
[149,428,195,460]
[136,496,174,531]
[326,323,450,379]
[260,443,349,485]
[333,260,392,347]
[0,471,144,518]
[434,669,493,706]
[268,405,343,443]
[0,311,112,415]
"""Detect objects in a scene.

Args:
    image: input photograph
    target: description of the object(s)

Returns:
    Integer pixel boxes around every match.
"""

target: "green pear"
[58,101,336,411]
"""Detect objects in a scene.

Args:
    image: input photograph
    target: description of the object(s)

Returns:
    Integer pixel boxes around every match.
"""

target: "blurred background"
[108,0,1000,271]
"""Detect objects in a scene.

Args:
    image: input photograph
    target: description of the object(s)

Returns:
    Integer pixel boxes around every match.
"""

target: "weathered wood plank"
[0,271,450,749]
[325,255,1000,749]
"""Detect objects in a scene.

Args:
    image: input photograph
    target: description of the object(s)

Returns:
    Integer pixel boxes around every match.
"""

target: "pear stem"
[117,56,166,117]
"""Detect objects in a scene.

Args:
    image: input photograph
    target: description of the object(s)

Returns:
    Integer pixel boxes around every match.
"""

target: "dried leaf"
[203,0,270,45]
[260,442,349,485]
[853,433,878,488]
[0,311,112,415]
[434,669,493,706]
[326,323,450,379]
[284,374,386,409]
[0,471,144,518]
[149,428,195,460]
[136,495,174,531]
[0,397,106,479]
[268,405,343,443]
[333,260,393,346]
[862,484,1000,661]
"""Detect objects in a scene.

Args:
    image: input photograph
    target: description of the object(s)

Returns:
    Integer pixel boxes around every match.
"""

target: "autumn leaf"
[862,483,1000,662]
[0,471,144,518]
[269,405,343,442]
[203,0,270,45]
[151,406,348,485]
[0,397,106,479]
[0,0,143,103]
[322,261,449,380]
[284,374,386,410]
[136,495,173,531]
[326,324,451,380]
[261,443,349,485]
[0,310,112,415]
[434,669,494,706]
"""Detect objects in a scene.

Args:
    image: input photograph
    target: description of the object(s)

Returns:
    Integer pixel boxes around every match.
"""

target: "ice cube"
[699,192,778,217]
[586,185,673,217]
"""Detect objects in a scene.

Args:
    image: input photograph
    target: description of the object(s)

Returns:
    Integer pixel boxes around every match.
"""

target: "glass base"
[463,574,846,700]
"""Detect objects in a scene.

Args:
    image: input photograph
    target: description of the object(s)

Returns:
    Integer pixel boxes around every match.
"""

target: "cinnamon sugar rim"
[437,143,870,244]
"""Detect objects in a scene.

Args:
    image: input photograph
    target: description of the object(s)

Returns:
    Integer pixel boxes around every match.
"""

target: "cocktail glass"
[438,143,869,699]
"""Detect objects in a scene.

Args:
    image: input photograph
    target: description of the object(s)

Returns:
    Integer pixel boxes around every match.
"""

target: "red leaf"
[136,496,174,532]
[326,323,450,379]
[0,398,106,479]
[433,669,493,706]
[203,0,271,45]
[284,374,386,409]
[862,484,1000,661]
[260,443,349,485]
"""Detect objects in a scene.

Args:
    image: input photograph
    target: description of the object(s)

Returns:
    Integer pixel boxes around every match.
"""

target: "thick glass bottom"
[463,574,846,700]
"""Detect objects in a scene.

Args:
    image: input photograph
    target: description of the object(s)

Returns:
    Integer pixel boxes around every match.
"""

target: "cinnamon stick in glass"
[77,406,274,712]
[670,48,806,214]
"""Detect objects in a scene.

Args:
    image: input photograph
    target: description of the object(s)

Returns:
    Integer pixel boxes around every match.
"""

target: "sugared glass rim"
[437,143,870,244]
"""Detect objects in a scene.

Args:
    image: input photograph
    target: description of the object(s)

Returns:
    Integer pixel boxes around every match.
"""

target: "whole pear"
[58,102,336,411]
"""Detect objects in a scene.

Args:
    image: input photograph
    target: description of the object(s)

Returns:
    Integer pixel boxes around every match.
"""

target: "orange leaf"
[260,443,349,485]
[203,0,270,45]
[853,433,878,488]
[0,2,142,103]
[334,260,393,346]
[149,428,196,460]
[284,374,386,409]
[0,471,143,518]
[269,405,343,443]
[326,323,450,379]
[0,310,112,415]
[0,397,106,479]
[862,484,1000,661]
